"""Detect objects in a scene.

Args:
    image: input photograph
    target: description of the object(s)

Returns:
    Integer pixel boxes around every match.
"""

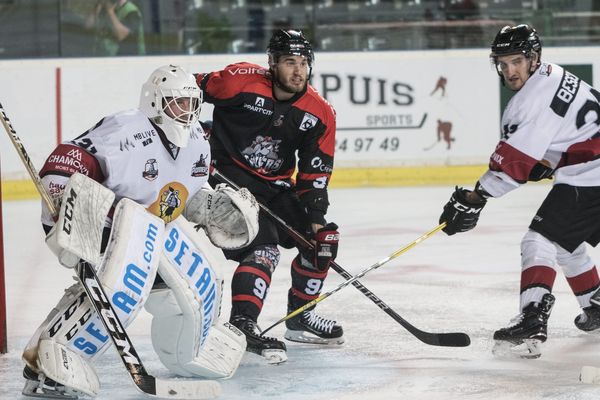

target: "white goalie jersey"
[39,108,212,226]
[30,109,249,389]
[479,62,600,197]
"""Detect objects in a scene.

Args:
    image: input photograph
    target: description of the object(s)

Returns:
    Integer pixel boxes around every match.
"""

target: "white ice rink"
[2,183,600,399]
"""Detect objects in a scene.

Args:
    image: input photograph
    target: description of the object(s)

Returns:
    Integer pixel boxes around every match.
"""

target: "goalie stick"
[1,101,220,399]
[210,167,471,347]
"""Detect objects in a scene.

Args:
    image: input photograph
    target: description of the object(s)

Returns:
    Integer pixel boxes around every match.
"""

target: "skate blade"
[284,329,345,345]
[580,366,600,384]
[22,379,78,399]
[492,338,542,359]
[261,349,288,365]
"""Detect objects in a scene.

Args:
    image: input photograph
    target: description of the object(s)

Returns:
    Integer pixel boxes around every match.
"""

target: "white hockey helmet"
[139,65,202,148]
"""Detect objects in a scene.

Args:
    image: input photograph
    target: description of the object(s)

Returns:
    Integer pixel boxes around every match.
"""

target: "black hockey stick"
[261,223,446,335]
[211,167,470,347]
[1,101,220,399]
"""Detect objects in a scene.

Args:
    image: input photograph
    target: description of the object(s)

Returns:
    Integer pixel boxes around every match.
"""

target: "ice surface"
[2,183,600,399]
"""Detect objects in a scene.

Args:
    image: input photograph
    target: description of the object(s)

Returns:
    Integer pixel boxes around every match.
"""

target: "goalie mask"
[490,24,542,81]
[139,65,202,148]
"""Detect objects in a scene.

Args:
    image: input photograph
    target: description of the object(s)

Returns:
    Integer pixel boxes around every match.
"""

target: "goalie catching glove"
[439,186,487,235]
[184,184,259,250]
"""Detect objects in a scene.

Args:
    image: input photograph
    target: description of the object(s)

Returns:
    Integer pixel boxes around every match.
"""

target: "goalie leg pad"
[184,184,259,250]
[37,339,100,397]
[189,321,246,379]
[147,216,245,378]
[30,199,164,365]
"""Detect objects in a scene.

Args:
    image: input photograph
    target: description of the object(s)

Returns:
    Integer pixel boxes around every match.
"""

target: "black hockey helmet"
[267,29,314,66]
[490,24,541,63]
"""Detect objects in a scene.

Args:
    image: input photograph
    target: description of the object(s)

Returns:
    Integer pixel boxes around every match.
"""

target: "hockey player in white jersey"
[21,65,259,398]
[439,24,600,359]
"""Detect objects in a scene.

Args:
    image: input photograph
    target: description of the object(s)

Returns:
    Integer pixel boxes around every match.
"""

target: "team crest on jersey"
[147,182,189,223]
[299,113,318,131]
[241,135,283,173]
[191,154,209,177]
[143,159,158,181]
[255,97,265,107]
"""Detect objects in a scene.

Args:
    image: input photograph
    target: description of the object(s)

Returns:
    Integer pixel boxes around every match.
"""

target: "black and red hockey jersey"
[196,62,336,224]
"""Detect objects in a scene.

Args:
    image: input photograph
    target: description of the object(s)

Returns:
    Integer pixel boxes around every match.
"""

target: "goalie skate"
[230,316,288,365]
[22,366,80,400]
[285,309,344,345]
[492,293,554,359]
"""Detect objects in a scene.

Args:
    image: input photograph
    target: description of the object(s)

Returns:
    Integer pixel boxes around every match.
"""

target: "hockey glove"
[313,223,340,271]
[439,187,487,236]
[528,160,554,181]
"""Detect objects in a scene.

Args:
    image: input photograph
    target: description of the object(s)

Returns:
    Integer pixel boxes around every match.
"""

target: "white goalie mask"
[139,65,202,148]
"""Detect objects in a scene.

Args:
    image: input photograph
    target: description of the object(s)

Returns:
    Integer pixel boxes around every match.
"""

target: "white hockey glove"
[45,173,115,268]
[183,184,259,250]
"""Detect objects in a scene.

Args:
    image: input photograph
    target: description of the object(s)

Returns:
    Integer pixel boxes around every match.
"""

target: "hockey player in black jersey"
[196,29,343,363]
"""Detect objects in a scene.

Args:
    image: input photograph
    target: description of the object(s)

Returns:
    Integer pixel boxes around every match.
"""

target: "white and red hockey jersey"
[39,109,211,225]
[479,62,600,197]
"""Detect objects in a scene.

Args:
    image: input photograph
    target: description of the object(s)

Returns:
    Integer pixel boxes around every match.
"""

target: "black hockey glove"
[313,222,340,271]
[439,187,487,236]
[528,160,554,182]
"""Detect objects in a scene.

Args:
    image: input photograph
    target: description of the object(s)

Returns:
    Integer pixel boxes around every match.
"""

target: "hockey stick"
[210,167,471,347]
[261,223,447,335]
[0,101,220,399]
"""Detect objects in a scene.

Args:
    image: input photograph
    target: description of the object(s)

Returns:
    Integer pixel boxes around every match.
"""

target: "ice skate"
[230,315,287,364]
[492,293,554,359]
[22,365,80,399]
[575,288,600,332]
[284,308,344,345]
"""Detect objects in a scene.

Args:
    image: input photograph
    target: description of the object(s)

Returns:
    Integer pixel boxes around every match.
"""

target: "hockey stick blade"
[78,261,221,399]
[211,167,471,347]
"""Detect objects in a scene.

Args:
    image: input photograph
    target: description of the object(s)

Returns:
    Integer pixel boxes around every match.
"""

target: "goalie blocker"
[23,174,254,398]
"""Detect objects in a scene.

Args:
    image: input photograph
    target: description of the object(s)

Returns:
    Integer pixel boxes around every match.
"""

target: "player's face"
[163,97,199,124]
[273,55,309,94]
[496,54,535,91]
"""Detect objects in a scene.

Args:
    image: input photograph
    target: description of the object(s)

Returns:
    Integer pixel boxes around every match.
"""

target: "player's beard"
[273,70,306,94]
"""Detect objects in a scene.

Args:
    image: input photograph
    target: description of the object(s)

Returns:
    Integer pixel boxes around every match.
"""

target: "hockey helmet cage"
[267,29,314,66]
[139,65,202,148]
[490,24,541,75]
